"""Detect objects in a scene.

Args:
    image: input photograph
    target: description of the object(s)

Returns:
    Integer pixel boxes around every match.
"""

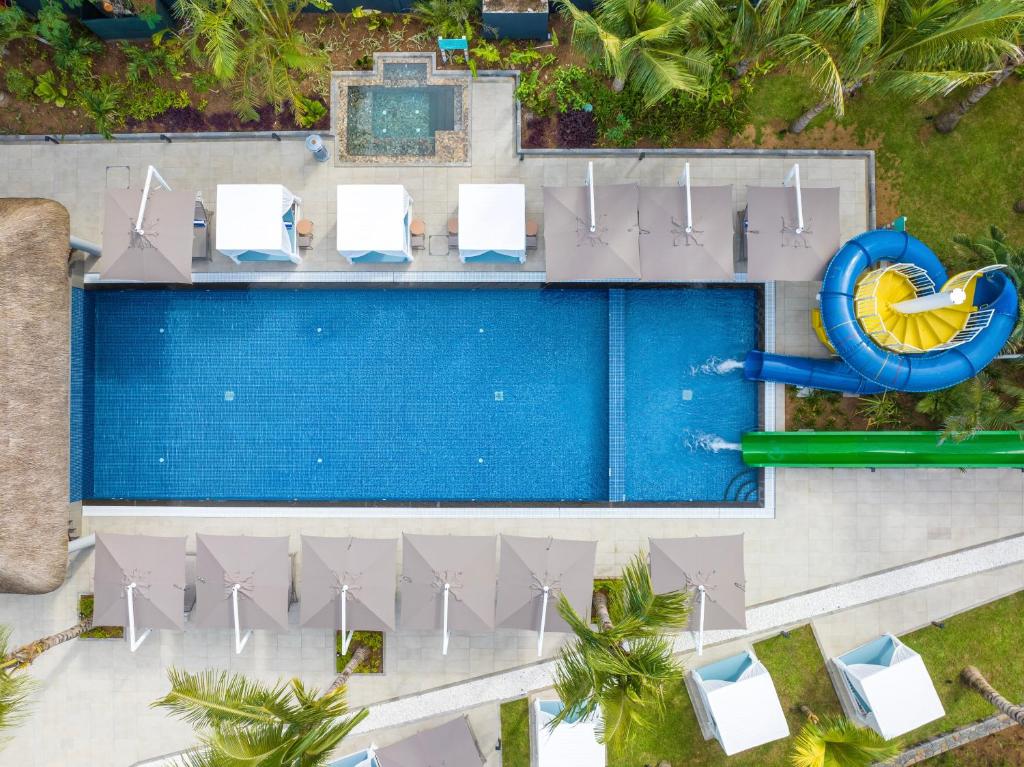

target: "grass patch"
[334,630,384,674]
[608,624,839,767]
[500,698,531,767]
[898,591,1024,746]
[747,75,1024,266]
[77,594,124,639]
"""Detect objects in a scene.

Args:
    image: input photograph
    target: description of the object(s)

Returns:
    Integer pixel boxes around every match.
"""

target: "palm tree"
[953,226,1024,351]
[916,373,1022,442]
[730,0,820,78]
[153,669,368,767]
[0,628,35,750]
[551,553,689,745]
[961,665,1024,724]
[558,0,723,105]
[0,616,92,670]
[777,0,1024,133]
[789,708,901,767]
[173,0,329,122]
[934,51,1022,133]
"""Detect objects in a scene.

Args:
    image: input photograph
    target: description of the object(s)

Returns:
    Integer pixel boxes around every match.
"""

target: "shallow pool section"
[76,287,760,504]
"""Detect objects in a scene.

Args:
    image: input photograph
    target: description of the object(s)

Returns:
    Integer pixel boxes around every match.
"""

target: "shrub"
[411,0,477,40]
[557,109,597,148]
[78,78,124,138]
[293,95,328,129]
[5,68,35,101]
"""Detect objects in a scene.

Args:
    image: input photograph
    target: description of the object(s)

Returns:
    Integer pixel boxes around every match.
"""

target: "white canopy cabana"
[458,183,526,264]
[216,184,302,264]
[832,634,945,740]
[337,185,413,264]
[532,699,605,767]
[689,650,789,755]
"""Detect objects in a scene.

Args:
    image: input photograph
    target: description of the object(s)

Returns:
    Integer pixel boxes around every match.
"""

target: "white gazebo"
[832,634,945,740]
[337,184,413,264]
[216,184,302,264]
[532,699,605,767]
[688,650,789,756]
[457,183,526,264]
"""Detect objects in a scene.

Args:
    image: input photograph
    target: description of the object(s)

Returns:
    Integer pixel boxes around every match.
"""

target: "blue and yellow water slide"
[745,229,1019,394]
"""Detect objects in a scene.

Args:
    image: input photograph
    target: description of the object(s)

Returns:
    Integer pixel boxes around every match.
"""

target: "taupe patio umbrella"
[92,532,187,651]
[543,162,641,282]
[400,534,496,656]
[649,535,746,656]
[639,180,736,281]
[95,166,195,284]
[192,534,291,654]
[376,716,485,767]
[495,535,597,656]
[299,535,397,654]
[744,169,840,282]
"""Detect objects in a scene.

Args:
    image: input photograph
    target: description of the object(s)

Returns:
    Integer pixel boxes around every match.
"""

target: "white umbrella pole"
[442,583,451,656]
[784,163,804,234]
[125,583,151,652]
[537,586,550,658]
[586,161,596,233]
[232,583,252,654]
[683,162,693,233]
[135,165,172,235]
[697,585,706,656]
[340,584,354,655]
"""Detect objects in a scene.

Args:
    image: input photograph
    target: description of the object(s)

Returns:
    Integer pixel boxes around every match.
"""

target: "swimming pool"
[73,286,760,504]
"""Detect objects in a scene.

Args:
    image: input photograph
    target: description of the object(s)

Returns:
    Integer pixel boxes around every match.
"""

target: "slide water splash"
[690,356,745,376]
[684,431,742,453]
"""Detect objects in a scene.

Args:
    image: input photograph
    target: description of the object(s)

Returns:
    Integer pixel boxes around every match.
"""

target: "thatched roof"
[0,198,70,594]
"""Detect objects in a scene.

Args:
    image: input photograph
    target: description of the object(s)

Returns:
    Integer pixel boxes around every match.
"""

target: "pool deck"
[1,77,1022,767]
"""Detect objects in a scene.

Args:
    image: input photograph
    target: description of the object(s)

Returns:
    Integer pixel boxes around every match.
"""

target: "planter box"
[78,0,173,40]
[335,630,386,675]
[78,594,124,640]
[482,0,549,40]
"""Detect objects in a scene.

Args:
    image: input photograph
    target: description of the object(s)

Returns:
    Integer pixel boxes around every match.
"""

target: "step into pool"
[72,286,761,505]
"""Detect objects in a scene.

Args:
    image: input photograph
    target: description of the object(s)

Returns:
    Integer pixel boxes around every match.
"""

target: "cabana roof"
[533,699,606,767]
[745,185,840,281]
[336,184,412,262]
[835,634,945,739]
[216,184,299,260]
[0,198,70,594]
[458,183,526,263]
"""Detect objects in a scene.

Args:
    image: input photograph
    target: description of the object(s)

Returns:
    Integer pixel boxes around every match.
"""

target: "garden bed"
[78,594,124,639]
[335,630,384,674]
[608,624,840,767]
[499,698,531,767]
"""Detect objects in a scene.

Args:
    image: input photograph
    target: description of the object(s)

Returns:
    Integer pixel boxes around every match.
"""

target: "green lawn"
[745,74,1024,272]
[898,590,1024,746]
[608,625,840,767]
[500,698,531,767]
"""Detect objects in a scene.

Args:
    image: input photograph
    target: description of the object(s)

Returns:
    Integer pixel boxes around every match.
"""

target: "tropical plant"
[5,68,36,101]
[79,78,124,138]
[0,628,35,750]
[551,554,689,745]
[153,668,368,767]
[789,709,901,767]
[33,71,69,107]
[120,41,184,85]
[1,616,93,670]
[294,95,327,128]
[857,393,902,429]
[952,226,1024,350]
[173,0,331,122]
[0,4,32,54]
[558,0,723,105]
[411,0,478,40]
[961,665,1024,724]
[916,373,1022,441]
[730,0,816,78]
[935,50,1023,133]
[777,0,1024,133]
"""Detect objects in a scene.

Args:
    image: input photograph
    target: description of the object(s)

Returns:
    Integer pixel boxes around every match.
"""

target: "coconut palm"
[153,668,368,767]
[915,372,1023,442]
[777,0,1024,133]
[558,0,723,105]
[730,0,820,77]
[173,0,330,122]
[0,628,35,750]
[789,708,901,767]
[551,553,689,745]
[953,226,1024,350]
[961,665,1024,724]
[934,51,1022,132]
[0,616,92,670]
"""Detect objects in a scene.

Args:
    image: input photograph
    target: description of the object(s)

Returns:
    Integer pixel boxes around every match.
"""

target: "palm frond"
[789,715,901,767]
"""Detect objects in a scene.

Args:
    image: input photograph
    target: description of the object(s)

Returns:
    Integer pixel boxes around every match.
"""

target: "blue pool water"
[75,287,760,504]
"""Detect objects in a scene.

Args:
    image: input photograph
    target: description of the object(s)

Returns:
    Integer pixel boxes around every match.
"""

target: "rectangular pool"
[73,286,761,504]
[346,85,458,157]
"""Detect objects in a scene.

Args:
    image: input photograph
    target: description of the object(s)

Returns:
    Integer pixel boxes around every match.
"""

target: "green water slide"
[742,431,1024,468]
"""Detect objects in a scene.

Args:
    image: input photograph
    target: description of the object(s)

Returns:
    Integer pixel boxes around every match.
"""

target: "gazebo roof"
[0,198,71,594]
